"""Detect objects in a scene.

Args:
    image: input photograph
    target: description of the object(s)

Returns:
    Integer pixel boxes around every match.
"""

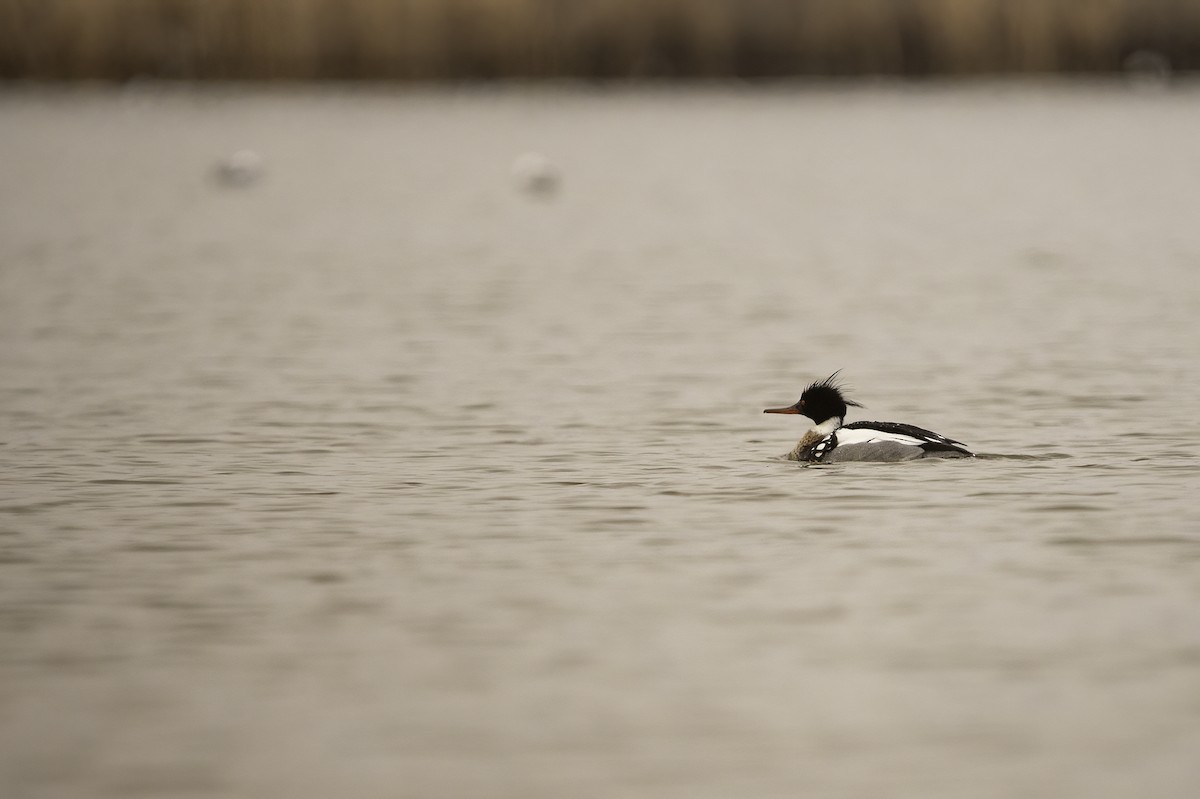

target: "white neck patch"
[809,417,842,437]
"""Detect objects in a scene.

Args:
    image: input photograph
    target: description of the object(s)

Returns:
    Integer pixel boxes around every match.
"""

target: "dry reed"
[2,0,1199,80]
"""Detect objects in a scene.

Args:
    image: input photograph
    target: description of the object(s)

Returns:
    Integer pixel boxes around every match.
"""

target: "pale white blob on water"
[1123,49,1172,90]
[213,149,264,187]
[511,151,559,197]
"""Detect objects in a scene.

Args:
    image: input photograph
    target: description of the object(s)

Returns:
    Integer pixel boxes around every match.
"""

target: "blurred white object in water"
[1123,49,1171,90]
[213,149,264,187]
[511,152,559,197]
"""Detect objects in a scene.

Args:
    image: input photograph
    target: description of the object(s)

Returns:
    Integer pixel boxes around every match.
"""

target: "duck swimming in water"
[764,372,973,463]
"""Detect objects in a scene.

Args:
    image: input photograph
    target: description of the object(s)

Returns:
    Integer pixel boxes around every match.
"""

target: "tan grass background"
[1,0,1198,79]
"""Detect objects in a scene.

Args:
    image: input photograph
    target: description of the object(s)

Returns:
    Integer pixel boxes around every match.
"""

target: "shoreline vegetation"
[2,0,1199,81]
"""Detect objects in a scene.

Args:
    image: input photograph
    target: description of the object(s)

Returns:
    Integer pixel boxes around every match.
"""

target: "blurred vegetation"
[1,0,1198,80]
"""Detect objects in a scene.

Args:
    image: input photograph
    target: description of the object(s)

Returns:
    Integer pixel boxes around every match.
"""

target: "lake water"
[2,83,1199,799]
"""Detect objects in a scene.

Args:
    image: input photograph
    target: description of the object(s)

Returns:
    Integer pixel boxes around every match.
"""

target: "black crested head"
[764,370,863,425]
[799,371,863,424]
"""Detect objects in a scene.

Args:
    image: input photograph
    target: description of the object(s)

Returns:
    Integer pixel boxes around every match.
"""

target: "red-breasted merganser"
[764,372,973,463]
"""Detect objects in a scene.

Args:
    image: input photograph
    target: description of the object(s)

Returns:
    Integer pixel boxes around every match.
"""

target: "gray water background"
[2,83,1199,798]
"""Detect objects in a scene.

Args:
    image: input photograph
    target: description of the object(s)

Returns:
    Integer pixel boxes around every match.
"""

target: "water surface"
[2,84,1199,799]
